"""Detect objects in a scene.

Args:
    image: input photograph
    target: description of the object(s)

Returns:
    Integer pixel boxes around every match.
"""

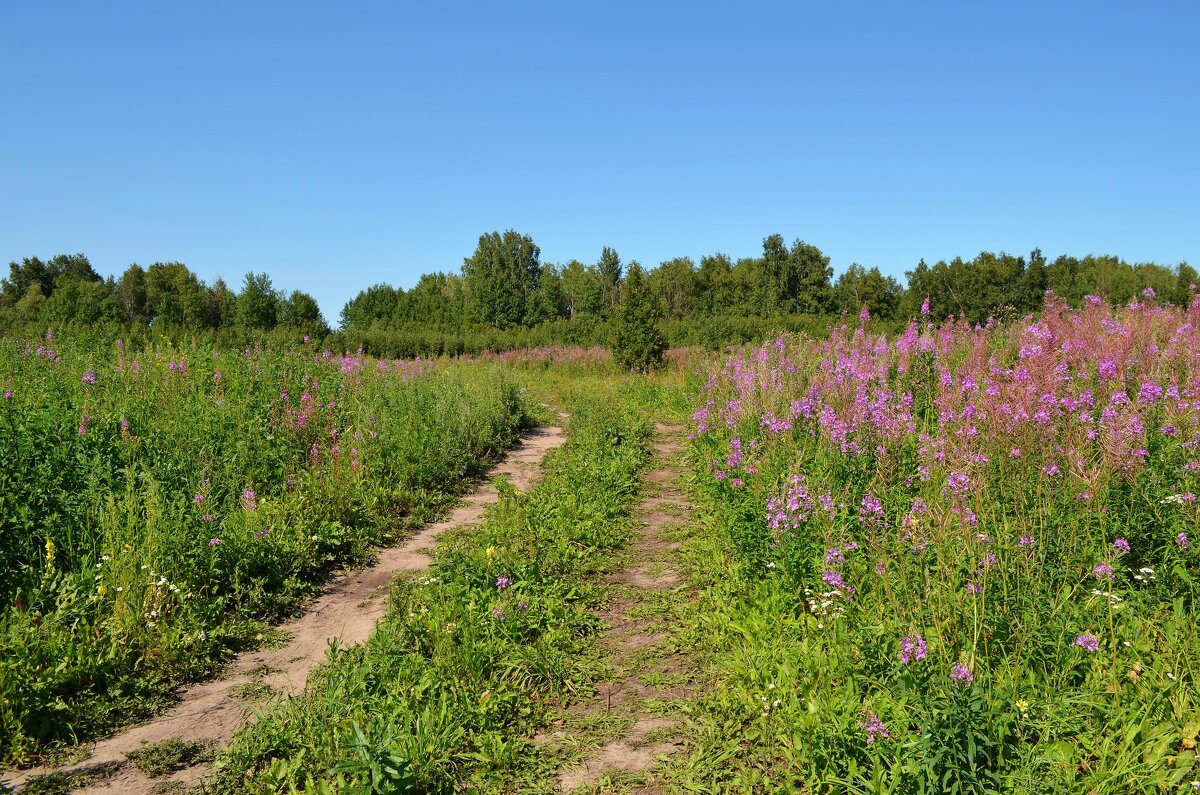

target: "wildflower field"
[4,294,1200,794]
[681,294,1200,792]
[0,337,526,767]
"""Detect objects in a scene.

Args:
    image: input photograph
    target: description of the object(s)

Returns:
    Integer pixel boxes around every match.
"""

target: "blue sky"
[2,2,1197,322]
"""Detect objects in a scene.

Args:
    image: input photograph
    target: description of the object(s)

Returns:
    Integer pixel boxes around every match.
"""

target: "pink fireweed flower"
[822,569,855,600]
[1093,562,1114,581]
[950,663,974,684]
[859,494,885,524]
[1179,533,1190,549]
[241,489,258,511]
[1018,536,1035,548]
[1113,538,1131,556]
[3,390,11,399]
[859,710,889,743]
[900,634,927,665]
[208,538,221,546]
[1074,634,1099,652]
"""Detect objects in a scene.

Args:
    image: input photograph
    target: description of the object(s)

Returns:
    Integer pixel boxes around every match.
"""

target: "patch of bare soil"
[555,423,693,794]
[2,423,566,795]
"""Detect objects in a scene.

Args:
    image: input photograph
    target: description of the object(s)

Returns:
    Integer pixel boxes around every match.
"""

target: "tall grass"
[682,295,1200,792]
[0,334,527,766]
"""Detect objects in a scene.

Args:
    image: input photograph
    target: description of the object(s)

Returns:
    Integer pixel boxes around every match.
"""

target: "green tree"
[834,263,903,321]
[611,263,667,373]
[235,272,281,330]
[43,278,119,326]
[597,246,623,314]
[281,290,329,335]
[146,262,209,327]
[206,278,237,328]
[1019,248,1048,313]
[760,235,833,315]
[116,264,150,325]
[462,230,541,328]
[2,253,97,306]
[526,264,568,325]
[648,257,698,319]
[341,284,402,329]
[560,260,606,320]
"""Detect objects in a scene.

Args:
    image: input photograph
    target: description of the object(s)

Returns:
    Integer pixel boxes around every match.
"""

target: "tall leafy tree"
[281,290,328,334]
[341,284,402,329]
[560,260,606,320]
[462,230,541,328]
[649,257,698,318]
[116,264,150,325]
[834,264,903,321]
[146,262,208,327]
[760,235,833,315]
[236,272,281,330]
[597,246,623,314]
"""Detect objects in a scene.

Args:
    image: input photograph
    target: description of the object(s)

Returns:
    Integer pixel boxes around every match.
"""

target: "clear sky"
[2,2,1197,323]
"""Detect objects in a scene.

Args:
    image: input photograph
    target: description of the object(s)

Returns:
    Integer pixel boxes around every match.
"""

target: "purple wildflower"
[491,608,507,620]
[1092,562,1114,581]
[950,663,974,684]
[242,489,257,511]
[967,582,983,594]
[1113,538,1130,556]
[859,710,889,743]
[1178,533,1189,549]
[208,538,220,546]
[900,634,927,665]
[2,390,11,399]
[496,576,512,591]
[1073,633,1099,652]
[822,569,855,600]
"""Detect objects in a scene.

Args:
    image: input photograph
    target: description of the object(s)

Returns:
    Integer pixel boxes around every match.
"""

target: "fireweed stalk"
[685,293,1200,788]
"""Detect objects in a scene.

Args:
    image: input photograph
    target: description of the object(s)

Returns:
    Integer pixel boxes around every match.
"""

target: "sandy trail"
[2,423,566,794]
[555,423,693,794]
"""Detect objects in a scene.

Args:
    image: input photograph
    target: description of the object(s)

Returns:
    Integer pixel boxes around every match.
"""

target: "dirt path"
[2,423,566,795]
[553,422,693,794]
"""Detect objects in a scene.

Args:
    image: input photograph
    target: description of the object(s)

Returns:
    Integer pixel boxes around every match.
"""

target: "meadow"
[0,336,527,767]
[3,292,1200,794]
[679,293,1200,792]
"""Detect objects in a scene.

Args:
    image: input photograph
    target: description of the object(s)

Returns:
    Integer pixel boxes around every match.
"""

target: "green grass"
[0,335,529,766]
[125,737,215,777]
[204,394,653,793]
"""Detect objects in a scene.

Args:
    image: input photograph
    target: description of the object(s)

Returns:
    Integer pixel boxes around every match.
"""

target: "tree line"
[341,231,1197,339]
[0,255,329,338]
[3,234,1196,354]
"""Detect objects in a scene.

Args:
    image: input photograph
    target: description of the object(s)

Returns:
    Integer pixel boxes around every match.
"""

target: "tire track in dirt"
[2,423,567,795]
[554,422,693,794]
